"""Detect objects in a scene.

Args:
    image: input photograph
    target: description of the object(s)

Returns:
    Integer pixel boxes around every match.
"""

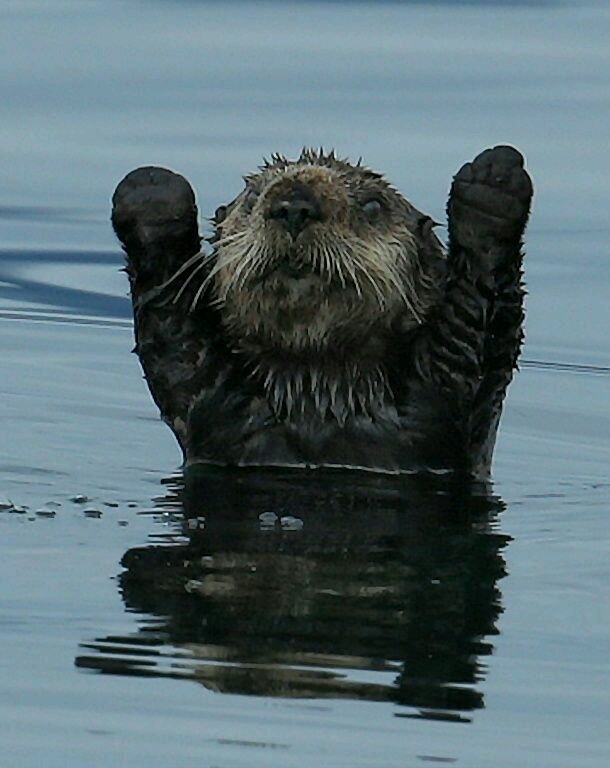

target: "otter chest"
[185,384,465,474]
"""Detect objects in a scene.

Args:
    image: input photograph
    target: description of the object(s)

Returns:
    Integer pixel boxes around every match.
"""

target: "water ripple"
[0,248,130,320]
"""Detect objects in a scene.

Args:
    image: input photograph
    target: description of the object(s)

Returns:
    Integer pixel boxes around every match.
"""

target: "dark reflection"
[76,467,510,722]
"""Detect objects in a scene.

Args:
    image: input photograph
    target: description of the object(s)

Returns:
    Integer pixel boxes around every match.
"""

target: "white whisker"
[338,250,363,298]
[172,259,210,305]
[188,251,243,311]
[349,248,387,309]
[158,250,211,292]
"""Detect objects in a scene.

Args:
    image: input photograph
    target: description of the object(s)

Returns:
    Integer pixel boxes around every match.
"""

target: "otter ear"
[417,215,442,238]
[209,199,240,244]
[415,214,447,281]
[214,205,228,224]
[212,193,243,227]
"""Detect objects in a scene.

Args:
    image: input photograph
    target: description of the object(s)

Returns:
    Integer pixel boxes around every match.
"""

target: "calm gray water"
[1,1,609,766]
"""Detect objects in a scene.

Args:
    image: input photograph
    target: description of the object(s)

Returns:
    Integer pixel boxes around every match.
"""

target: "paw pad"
[449,145,533,249]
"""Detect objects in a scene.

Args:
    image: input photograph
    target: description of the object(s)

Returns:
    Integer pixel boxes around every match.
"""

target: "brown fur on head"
[207,149,446,361]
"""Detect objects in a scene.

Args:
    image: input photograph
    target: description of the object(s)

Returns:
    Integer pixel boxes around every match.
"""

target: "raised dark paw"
[112,166,200,283]
[448,145,533,259]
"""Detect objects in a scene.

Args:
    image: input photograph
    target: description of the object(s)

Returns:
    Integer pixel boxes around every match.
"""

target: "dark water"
[1,1,609,766]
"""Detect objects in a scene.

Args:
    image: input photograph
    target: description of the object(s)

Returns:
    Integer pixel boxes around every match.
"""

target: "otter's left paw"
[448,145,533,259]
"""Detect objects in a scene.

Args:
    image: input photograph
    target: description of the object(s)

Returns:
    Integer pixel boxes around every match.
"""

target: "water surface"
[1,1,609,766]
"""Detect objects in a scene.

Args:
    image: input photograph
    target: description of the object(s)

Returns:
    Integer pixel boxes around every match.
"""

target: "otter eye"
[214,205,227,224]
[244,189,259,212]
[362,198,382,220]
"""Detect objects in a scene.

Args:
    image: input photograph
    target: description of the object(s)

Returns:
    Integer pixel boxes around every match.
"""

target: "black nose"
[266,183,323,237]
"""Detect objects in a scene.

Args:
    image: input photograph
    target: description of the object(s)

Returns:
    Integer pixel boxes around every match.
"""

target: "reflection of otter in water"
[76,469,510,721]
[112,146,532,478]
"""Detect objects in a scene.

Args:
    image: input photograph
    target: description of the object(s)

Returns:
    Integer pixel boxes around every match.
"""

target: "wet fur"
[213,152,440,355]
[112,146,532,478]
[196,150,445,422]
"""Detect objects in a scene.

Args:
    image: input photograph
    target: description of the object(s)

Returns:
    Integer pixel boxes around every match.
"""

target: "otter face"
[210,149,444,356]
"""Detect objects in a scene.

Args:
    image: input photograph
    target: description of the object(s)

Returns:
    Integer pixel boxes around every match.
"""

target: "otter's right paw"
[448,145,533,260]
[112,166,201,282]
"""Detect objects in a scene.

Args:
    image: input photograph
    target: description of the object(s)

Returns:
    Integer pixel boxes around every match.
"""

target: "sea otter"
[112,146,532,478]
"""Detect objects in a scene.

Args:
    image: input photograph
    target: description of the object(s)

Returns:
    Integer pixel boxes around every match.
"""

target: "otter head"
[208,149,445,361]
